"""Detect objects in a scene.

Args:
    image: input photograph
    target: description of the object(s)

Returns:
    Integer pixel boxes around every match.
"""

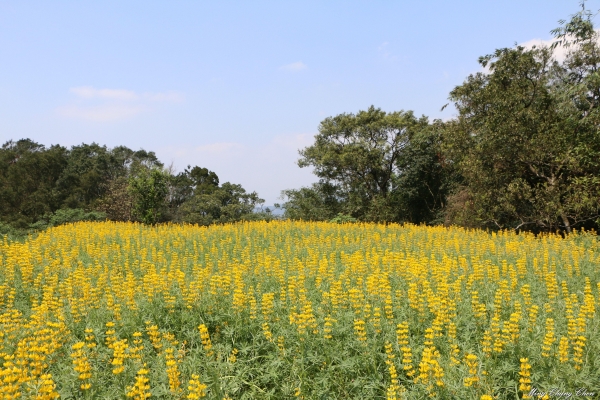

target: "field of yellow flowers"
[0,221,598,399]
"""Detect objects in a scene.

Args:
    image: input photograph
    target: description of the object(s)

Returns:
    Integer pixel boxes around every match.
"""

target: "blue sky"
[0,1,594,204]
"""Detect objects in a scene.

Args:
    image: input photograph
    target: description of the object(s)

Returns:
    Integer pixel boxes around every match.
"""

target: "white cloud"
[69,86,184,102]
[271,132,314,148]
[158,133,317,204]
[519,36,569,62]
[280,61,307,71]
[477,36,569,75]
[70,86,138,101]
[57,104,144,122]
[480,32,600,73]
[58,86,184,122]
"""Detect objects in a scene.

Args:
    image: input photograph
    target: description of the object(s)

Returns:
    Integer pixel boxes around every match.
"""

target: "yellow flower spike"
[198,324,214,357]
[463,354,479,387]
[186,374,207,400]
[353,319,367,343]
[2,220,599,398]
[164,347,182,394]
[70,341,93,391]
[573,336,586,371]
[518,358,532,399]
[127,365,152,400]
[558,336,569,363]
[541,318,555,357]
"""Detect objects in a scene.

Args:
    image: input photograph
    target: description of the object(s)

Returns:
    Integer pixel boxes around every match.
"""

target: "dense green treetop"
[443,6,600,232]
[284,107,453,224]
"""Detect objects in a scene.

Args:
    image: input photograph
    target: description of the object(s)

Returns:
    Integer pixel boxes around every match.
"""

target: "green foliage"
[394,122,457,224]
[286,106,454,223]
[96,176,134,221]
[128,168,170,224]
[444,9,600,232]
[177,181,265,225]
[56,143,120,210]
[47,208,106,226]
[0,221,21,239]
[0,139,168,229]
[0,139,69,228]
[298,106,424,222]
[0,137,267,229]
[29,208,107,230]
[281,182,341,221]
[164,164,269,226]
[329,213,357,224]
[168,165,220,214]
[163,164,263,225]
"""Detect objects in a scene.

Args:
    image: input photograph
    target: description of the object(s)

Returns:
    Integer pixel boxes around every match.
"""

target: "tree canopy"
[443,7,600,232]
[283,107,453,224]
[281,5,600,233]
[0,140,267,235]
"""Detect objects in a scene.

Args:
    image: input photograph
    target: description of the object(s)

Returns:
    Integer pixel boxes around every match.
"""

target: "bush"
[329,213,357,224]
[0,221,20,239]
[29,208,106,230]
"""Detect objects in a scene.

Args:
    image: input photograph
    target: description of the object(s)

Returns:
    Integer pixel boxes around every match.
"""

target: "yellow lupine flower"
[198,324,213,357]
[127,366,151,400]
[187,374,207,399]
[0,221,598,398]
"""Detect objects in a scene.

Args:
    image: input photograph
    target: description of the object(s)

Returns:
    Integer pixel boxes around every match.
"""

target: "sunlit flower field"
[0,221,598,399]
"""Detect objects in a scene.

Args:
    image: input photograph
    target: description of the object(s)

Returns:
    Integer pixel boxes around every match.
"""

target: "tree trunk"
[560,212,572,234]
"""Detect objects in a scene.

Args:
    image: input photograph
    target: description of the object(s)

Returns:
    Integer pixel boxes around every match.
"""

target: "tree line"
[3,6,600,236]
[280,6,600,234]
[0,140,269,236]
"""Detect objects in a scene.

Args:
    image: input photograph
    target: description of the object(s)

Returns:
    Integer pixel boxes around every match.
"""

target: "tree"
[168,166,220,213]
[56,143,117,209]
[443,7,600,232]
[177,181,264,225]
[0,138,268,229]
[108,146,164,179]
[287,106,452,223]
[96,146,164,221]
[0,139,68,228]
[394,122,456,224]
[280,182,342,221]
[128,167,170,224]
[96,176,134,221]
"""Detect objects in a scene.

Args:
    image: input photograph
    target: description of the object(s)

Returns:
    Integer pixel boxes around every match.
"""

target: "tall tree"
[169,166,219,208]
[128,167,170,224]
[280,182,342,221]
[56,143,117,209]
[177,179,263,226]
[444,7,600,232]
[394,122,455,224]
[287,106,451,223]
[0,139,68,228]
